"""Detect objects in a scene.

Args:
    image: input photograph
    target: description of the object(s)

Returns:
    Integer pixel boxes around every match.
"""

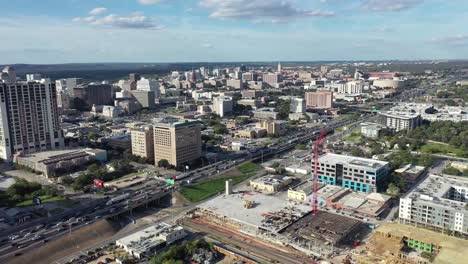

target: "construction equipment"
[312,129,327,216]
[243,200,254,209]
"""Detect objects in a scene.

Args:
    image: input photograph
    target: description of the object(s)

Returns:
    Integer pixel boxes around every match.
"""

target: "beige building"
[305,91,333,109]
[250,175,294,194]
[256,120,286,137]
[131,125,154,161]
[153,118,202,167]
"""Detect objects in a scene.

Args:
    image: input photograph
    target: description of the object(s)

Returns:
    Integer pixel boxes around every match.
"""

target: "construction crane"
[312,129,327,216]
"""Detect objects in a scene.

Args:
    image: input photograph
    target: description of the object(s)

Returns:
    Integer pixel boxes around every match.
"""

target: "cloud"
[73,13,163,30]
[89,7,107,15]
[198,0,335,23]
[361,0,423,12]
[201,43,213,48]
[185,8,194,13]
[373,26,394,33]
[138,0,168,5]
[429,34,468,46]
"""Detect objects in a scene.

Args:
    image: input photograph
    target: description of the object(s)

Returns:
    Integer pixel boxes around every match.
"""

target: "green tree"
[158,159,170,168]
[295,144,306,150]
[386,183,401,197]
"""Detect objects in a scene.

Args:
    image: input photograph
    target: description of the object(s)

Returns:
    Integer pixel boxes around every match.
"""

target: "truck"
[106,193,130,206]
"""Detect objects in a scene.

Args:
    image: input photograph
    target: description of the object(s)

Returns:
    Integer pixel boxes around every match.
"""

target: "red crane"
[312,129,327,216]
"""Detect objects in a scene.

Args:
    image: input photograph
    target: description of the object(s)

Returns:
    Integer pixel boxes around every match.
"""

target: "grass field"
[342,130,362,143]
[180,162,262,203]
[420,142,467,158]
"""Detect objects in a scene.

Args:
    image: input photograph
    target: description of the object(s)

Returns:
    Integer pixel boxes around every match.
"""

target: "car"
[9,235,20,240]
[17,244,27,249]
[14,252,22,257]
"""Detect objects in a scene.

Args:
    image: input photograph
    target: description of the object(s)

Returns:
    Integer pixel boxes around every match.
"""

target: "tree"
[158,159,170,168]
[350,146,366,158]
[213,124,228,134]
[386,183,401,197]
[61,176,75,186]
[295,144,306,150]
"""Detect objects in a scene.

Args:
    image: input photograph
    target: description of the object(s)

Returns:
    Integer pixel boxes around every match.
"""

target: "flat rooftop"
[152,117,201,128]
[16,149,92,163]
[318,153,388,169]
[280,211,363,245]
[251,175,293,186]
[198,191,311,233]
[403,174,468,211]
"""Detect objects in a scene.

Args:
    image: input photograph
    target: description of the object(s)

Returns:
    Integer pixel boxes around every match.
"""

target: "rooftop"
[152,117,201,128]
[403,174,468,211]
[318,153,388,169]
[251,175,293,186]
[198,191,311,233]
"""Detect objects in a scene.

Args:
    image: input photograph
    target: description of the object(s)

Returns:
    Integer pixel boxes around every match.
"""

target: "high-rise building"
[317,153,390,193]
[137,78,160,98]
[56,78,83,109]
[277,62,282,72]
[153,118,202,167]
[262,73,282,87]
[73,84,113,107]
[0,79,64,161]
[242,72,257,82]
[131,90,155,109]
[1,66,16,83]
[131,125,154,161]
[339,81,364,94]
[305,91,333,109]
[26,74,42,82]
[212,96,233,117]
[290,98,306,113]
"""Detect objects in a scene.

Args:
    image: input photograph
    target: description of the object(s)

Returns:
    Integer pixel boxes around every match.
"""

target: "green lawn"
[342,130,362,143]
[180,162,261,203]
[420,143,468,158]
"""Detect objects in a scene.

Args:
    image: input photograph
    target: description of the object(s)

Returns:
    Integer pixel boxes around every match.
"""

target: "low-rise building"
[360,122,386,139]
[234,128,267,139]
[250,175,294,194]
[238,99,262,109]
[394,164,425,187]
[253,108,279,120]
[15,149,106,177]
[378,111,422,131]
[116,223,186,259]
[256,120,286,137]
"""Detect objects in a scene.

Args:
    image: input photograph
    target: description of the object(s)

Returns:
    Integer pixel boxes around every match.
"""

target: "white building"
[137,78,160,98]
[0,78,64,161]
[339,80,364,94]
[290,98,306,113]
[116,223,186,259]
[379,111,422,131]
[26,74,42,82]
[212,96,233,117]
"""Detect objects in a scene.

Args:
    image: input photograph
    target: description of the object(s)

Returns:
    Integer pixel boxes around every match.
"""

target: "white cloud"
[201,43,213,48]
[73,13,163,30]
[89,7,107,16]
[430,34,468,46]
[185,8,194,13]
[362,0,423,12]
[138,0,168,5]
[198,0,335,23]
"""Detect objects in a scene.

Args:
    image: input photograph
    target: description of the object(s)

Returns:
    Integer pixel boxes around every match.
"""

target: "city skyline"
[1,0,468,64]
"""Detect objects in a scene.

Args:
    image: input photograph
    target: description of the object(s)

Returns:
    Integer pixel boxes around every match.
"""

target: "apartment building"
[153,118,202,167]
[0,79,64,161]
[212,96,233,117]
[290,98,306,113]
[305,91,333,109]
[131,125,154,161]
[317,153,389,193]
[399,174,468,234]
[378,111,422,131]
[256,120,286,137]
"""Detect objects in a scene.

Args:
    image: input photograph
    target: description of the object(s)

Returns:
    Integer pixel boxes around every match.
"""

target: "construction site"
[354,223,468,264]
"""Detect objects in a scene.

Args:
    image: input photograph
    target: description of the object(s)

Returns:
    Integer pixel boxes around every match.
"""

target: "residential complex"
[399,174,468,234]
[378,111,422,131]
[317,153,390,192]
[0,78,64,161]
[153,118,202,167]
[305,91,333,109]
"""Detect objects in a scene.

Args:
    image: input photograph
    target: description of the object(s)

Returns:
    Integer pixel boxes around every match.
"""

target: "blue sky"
[0,0,467,63]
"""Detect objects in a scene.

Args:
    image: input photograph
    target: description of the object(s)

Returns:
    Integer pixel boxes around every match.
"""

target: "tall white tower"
[277,62,282,72]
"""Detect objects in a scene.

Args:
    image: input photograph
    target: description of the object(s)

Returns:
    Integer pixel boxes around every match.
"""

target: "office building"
[73,84,113,107]
[290,98,306,113]
[1,66,16,83]
[256,120,286,137]
[26,74,42,82]
[399,174,468,234]
[241,90,263,99]
[0,79,64,161]
[212,96,233,117]
[320,65,329,74]
[250,175,293,194]
[137,78,160,98]
[153,118,202,167]
[378,112,422,131]
[298,71,313,81]
[226,79,243,89]
[56,78,84,109]
[360,122,386,139]
[242,72,257,82]
[131,125,154,161]
[131,90,155,109]
[317,153,390,193]
[339,81,364,94]
[253,108,279,120]
[262,73,281,86]
[305,91,333,109]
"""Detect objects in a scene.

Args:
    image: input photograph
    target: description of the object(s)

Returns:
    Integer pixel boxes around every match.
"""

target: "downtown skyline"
[1,0,468,63]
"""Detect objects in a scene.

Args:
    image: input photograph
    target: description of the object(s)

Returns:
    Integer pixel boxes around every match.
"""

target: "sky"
[0,0,467,64]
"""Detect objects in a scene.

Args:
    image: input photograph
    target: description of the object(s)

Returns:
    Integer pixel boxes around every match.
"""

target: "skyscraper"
[0,78,64,161]
[1,66,16,83]
[277,62,282,72]
[153,118,202,167]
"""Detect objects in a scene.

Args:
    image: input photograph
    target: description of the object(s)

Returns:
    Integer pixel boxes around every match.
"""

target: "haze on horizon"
[1,0,467,64]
